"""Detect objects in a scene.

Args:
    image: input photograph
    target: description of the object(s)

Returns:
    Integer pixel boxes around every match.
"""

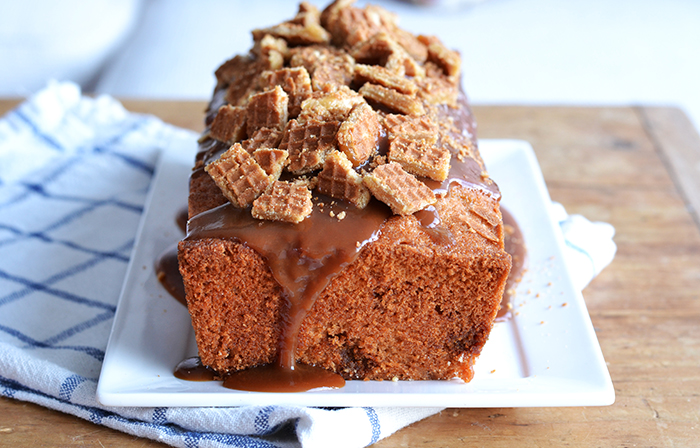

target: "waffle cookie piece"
[178,0,511,386]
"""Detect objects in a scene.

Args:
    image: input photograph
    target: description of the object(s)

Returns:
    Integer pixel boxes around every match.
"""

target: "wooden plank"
[120,99,207,133]
[638,107,700,229]
[473,106,674,191]
[0,397,166,447]
[0,98,207,134]
[0,98,21,115]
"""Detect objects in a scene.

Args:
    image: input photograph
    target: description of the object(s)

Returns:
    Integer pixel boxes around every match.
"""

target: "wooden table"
[1,99,699,447]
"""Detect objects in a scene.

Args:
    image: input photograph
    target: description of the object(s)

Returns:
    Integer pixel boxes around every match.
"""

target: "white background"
[2,0,700,132]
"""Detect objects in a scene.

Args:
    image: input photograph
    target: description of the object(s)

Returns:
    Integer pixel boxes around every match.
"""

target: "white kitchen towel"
[549,202,616,292]
[0,82,615,448]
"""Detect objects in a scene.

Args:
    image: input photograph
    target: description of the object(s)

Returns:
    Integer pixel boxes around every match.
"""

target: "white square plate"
[97,138,614,407]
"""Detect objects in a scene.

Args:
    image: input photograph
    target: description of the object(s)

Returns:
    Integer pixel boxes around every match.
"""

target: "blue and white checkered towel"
[0,82,616,448]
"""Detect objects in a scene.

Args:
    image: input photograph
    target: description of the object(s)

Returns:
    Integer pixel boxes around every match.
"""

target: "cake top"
[200,0,496,224]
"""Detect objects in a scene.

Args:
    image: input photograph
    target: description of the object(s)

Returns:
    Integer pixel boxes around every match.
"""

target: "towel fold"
[0,81,615,448]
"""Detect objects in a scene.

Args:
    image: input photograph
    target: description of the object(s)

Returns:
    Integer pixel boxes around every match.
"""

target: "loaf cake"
[178,0,512,388]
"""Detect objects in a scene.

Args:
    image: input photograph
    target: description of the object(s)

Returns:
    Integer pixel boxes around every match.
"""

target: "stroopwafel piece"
[252,181,313,224]
[218,55,264,107]
[253,148,289,178]
[362,162,436,215]
[260,67,313,118]
[349,32,398,66]
[298,84,365,123]
[354,63,417,95]
[416,75,458,107]
[252,3,330,46]
[359,83,424,116]
[246,86,289,136]
[388,136,450,182]
[241,127,283,152]
[281,119,340,174]
[391,27,428,63]
[419,35,461,78]
[349,32,424,78]
[317,151,370,208]
[289,45,355,90]
[215,55,259,102]
[209,105,247,143]
[205,143,275,208]
[252,35,287,72]
[323,2,395,48]
[384,114,437,144]
[337,102,379,167]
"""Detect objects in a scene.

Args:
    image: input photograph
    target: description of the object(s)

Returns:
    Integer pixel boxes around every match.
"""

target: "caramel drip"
[223,362,345,392]
[155,245,187,306]
[176,206,189,233]
[155,207,189,307]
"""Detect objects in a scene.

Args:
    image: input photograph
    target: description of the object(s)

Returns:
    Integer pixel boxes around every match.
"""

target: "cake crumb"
[337,211,346,220]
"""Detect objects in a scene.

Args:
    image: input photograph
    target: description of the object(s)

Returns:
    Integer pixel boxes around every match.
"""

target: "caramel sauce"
[155,206,189,307]
[223,362,345,392]
[414,205,454,246]
[155,245,187,306]
[176,206,189,233]
[174,357,217,381]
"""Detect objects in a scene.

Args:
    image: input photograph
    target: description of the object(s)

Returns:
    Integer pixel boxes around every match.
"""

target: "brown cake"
[178,0,512,388]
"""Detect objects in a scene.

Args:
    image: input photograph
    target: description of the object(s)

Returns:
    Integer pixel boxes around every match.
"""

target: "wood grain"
[1,99,699,447]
